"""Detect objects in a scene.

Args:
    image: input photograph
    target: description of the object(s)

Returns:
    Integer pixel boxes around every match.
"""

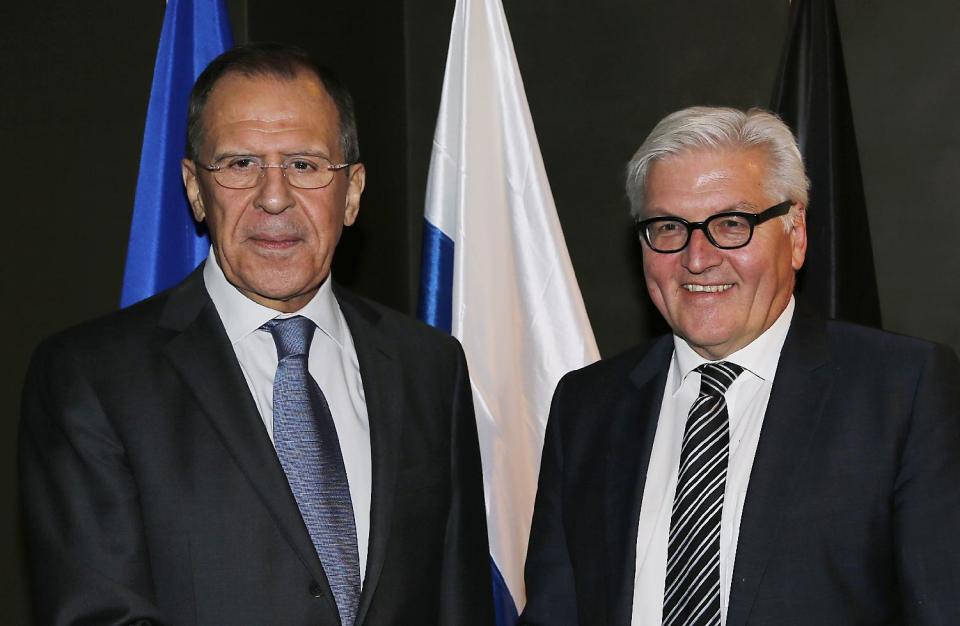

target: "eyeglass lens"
[644,214,754,252]
[211,156,338,189]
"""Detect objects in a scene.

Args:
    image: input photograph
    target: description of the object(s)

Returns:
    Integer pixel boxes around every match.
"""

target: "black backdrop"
[4,0,959,621]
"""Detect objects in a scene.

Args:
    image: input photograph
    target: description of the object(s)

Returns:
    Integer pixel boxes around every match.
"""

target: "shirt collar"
[670,296,795,394]
[202,247,346,349]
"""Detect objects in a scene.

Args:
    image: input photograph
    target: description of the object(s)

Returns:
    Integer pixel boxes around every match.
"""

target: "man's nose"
[682,228,723,273]
[254,166,295,214]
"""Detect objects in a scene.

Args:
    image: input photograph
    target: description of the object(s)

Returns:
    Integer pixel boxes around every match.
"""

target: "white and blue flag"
[417,0,600,619]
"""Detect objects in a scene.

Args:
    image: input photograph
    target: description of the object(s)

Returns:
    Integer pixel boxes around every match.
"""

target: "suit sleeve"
[438,342,496,625]
[518,375,579,625]
[894,343,960,624]
[19,340,164,626]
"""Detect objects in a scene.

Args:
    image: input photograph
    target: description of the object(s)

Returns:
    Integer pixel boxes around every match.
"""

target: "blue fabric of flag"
[120,0,233,307]
[491,560,520,625]
[417,219,454,334]
[419,218,519,624]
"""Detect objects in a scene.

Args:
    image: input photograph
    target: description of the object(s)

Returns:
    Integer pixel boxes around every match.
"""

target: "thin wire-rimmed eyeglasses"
[200,155,352,189]
[635,200,793,253]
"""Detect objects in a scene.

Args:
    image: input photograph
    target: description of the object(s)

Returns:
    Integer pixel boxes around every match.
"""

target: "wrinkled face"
[641,148,806,359]
[182,72,365,312]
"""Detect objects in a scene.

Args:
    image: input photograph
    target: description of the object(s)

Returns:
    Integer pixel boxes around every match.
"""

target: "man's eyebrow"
[726,200,760,212]
[209,150,260,162]
[208,150,335,161]
[282,150,332,158]
[640,200,761,219]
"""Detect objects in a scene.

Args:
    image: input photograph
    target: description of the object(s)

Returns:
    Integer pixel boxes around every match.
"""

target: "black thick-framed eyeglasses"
[635,200,793,253]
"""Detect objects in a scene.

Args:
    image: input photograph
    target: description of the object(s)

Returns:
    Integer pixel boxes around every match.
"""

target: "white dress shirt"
[203,251,371,583]
[631,297,795,625]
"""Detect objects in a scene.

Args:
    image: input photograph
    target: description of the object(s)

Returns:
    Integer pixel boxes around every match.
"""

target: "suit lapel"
[726,314,833,626]
[334,287,403,626]
[158,270,333,602]
[605,337,673,624]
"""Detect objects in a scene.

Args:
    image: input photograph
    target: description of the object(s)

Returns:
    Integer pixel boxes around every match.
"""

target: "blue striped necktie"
[263,316,360,626]
[663,361,743,626]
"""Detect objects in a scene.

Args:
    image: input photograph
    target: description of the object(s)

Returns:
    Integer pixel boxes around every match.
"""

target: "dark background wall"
[3,0,958,621]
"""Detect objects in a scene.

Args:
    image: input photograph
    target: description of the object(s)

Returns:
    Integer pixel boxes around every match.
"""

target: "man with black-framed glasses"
[521,106,960,626]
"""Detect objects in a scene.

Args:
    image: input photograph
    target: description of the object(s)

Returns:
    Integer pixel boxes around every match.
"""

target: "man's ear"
[790,203,807,271]
[181,159,206,222]
[343,162,366,226]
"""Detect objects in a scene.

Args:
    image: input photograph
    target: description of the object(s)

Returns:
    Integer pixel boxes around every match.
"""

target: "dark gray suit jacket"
[20,267,494,625]
[520,312,960,625]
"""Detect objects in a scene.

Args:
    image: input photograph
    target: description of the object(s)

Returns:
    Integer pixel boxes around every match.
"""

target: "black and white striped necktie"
[663,361,744,626]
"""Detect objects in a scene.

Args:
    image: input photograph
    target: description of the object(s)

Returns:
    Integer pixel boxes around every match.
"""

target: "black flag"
[772,0,882,326]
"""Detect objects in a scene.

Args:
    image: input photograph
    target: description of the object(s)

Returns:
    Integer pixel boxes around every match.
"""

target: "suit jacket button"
[309,582,323,598]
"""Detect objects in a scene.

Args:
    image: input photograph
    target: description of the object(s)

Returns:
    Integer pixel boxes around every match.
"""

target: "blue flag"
[120,0,233,307]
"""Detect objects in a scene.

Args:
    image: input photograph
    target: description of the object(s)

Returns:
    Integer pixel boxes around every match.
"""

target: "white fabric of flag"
[421,0,600,612]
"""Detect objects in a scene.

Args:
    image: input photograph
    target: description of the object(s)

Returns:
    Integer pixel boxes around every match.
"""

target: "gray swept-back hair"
[186,42,359,165]
[625,106,809,228]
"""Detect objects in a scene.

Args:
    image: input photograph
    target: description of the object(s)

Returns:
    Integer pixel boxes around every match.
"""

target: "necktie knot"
[262,316,315,359]
[696,361,743,397]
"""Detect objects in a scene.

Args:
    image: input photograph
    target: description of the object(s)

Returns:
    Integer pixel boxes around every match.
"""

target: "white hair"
[625,106,810,229]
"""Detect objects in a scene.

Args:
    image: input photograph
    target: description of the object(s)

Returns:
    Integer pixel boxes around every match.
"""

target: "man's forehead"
[649,148,768,191]
[198,71,340,153]
[205,70,332,110]
[640,149,774,220]
[693,167,733,187]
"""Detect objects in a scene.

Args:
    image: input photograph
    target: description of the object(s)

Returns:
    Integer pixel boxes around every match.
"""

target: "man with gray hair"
[520,106,960,625]
[20,42,494,625]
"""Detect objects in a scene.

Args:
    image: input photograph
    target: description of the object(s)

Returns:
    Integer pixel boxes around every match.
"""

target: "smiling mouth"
[683,283,733,293]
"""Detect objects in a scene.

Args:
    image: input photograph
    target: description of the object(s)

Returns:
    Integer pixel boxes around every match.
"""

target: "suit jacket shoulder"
[333,283,466,359]
[553,337,670,411]
[29,267,206,367]
[822,317,956,368]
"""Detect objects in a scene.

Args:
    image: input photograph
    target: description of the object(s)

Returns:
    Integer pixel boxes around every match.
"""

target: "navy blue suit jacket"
[521,313,960,625]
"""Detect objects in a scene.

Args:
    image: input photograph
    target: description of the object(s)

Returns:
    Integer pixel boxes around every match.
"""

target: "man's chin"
[676,324,743,360]
[235,279,323,313]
